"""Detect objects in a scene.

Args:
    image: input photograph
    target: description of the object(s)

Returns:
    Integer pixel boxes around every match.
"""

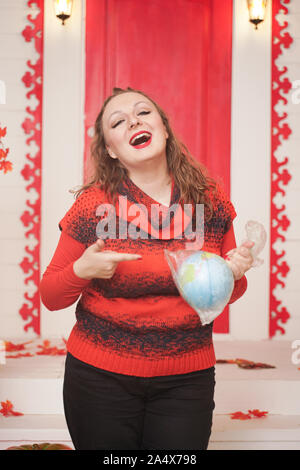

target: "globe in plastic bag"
[164,220,267,325]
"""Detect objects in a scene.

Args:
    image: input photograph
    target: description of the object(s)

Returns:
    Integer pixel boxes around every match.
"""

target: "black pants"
[63,353,215,450]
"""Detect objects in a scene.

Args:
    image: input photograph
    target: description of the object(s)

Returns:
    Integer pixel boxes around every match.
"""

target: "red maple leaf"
[6,353,34,359]
[0,147,9,160]
[36,340,66,356]
[229,409,268,420]
[0,159,13,173]
[248,409,268,418]
[0,127,7,138]
[4,341,32,352]
[216,358,275,369]
[0,400,23,417]
[235,358,275,369]
[230,411,252,420]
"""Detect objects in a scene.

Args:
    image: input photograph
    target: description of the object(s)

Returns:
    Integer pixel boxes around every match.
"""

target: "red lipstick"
[129,131,152,149]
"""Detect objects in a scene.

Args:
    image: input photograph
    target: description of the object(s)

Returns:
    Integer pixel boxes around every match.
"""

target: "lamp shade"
[247,0,267,29]
[53,0,73,25]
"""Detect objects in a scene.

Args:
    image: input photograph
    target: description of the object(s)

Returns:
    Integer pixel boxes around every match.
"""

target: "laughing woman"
[39,87,253,450]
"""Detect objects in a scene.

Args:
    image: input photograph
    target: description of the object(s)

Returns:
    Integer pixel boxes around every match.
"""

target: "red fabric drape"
[84,0,233,333]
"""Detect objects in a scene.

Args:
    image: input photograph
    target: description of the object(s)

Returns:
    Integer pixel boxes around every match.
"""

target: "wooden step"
[1,339,299,415]
[1,413,299,450]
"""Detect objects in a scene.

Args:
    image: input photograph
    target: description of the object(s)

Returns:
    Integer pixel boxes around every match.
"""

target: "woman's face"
[102,92,169,172]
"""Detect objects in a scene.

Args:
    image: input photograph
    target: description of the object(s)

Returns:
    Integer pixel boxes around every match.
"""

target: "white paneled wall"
[0,0,39,339]
[228,0,271,341]
[0,0,299,341]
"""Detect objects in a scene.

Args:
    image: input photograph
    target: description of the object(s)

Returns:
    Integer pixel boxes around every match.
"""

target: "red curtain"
[84,0,233,333]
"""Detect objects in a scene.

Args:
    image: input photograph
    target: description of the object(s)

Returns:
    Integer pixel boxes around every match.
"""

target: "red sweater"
[40,176,247,377]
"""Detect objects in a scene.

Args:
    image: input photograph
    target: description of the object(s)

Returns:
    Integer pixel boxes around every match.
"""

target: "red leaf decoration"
[0,127,6,138]
[0,126,12,174]
[4,341,32,352]
[6,353,34,359]
[230,409,268,420]
[217,358,275,369]
[230,411,252,420]
[249,409,268,418]
[0,160,13,174]
[0,400,23,417]
[4,338,67,359]
[36,340,66,356]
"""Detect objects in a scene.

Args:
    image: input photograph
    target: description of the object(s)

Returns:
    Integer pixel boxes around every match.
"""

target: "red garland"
[270,0,293,336]
[20,0,44,334]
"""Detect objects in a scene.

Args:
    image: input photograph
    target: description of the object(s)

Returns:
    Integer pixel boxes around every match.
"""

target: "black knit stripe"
[74,304,213,359]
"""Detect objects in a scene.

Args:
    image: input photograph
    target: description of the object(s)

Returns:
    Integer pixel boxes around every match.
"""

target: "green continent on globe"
[180,263,195,287]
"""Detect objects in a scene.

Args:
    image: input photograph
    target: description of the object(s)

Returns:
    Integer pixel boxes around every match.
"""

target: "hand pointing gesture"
[73,239,142,280]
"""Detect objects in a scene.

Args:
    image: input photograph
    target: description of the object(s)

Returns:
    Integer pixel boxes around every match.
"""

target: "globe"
[176,251,234,324]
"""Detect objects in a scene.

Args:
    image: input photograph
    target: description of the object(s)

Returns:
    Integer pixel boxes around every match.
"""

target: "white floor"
[0,339,300,450]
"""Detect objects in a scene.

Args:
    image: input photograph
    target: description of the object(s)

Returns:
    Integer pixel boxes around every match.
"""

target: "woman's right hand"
[73,239,142,280]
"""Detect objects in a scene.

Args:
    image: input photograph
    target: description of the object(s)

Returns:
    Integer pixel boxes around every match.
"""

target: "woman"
[39,87,254,450]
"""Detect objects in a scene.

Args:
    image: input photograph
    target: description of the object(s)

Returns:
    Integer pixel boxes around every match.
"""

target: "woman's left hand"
[225,240,255,281]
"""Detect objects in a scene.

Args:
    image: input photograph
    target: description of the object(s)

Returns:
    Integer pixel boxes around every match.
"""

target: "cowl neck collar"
[119,172,179,207]
[116,173,192,240]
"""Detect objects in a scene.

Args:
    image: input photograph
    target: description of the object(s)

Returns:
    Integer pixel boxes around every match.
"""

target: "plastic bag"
[164,220,267,325]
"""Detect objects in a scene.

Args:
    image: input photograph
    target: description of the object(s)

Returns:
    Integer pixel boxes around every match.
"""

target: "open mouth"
[129,131,152,149]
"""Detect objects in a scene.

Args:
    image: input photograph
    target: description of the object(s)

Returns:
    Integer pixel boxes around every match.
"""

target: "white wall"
[0,0,299,341]
[40,0,85,337]
[226,0,272,340]
[226,0,300,341]
[0,0,40,339]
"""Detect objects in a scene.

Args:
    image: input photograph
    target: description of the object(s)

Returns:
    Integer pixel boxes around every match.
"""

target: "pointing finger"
[106,252,143,263]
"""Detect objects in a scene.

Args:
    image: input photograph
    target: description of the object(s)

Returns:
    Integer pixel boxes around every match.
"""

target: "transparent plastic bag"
[164,220,267,325]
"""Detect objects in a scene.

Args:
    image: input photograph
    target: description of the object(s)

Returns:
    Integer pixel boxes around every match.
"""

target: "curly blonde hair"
[71,87,217,220]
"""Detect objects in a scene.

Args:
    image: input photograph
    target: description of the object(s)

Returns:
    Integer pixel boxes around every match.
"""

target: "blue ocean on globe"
[176,251,234,312]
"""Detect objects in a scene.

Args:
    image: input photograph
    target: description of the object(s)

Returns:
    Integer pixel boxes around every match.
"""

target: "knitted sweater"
[40,175,247,377]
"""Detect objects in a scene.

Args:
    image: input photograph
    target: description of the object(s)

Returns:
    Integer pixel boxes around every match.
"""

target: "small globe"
[177,251,234,314]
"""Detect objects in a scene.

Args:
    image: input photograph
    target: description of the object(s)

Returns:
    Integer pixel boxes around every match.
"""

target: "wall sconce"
[53,0,73,25]
[247,0,267,30]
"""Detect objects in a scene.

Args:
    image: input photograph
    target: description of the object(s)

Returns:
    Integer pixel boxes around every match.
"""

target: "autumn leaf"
[0,400,23,417]
[0,125,12,174]
[6,353,34,359]
[230,411,252,420]
[0,148,8,160]
[217,358,275,369]
[4,341,32,352]
[248,409,268,418]
[36,340,66,356]
[235,358,275,369]
[0,127,7,138]
[0,160,13,173]
[229,409,268,420]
